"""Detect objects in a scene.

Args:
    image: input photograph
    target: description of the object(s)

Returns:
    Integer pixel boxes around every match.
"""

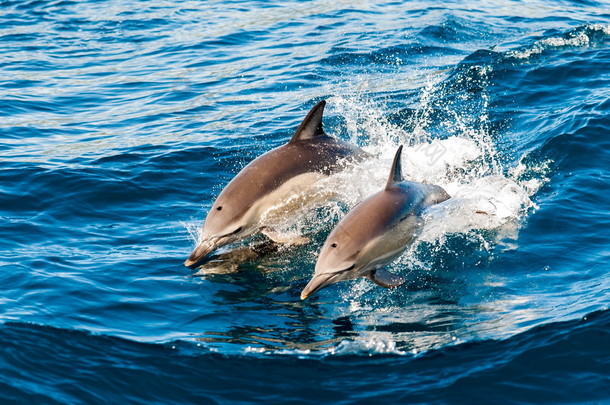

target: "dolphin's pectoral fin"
[251,239,280,255]
[367,269,406,288]
[262,228,310,245]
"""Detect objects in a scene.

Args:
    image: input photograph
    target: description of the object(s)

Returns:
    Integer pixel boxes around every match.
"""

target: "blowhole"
[331,243,337,248]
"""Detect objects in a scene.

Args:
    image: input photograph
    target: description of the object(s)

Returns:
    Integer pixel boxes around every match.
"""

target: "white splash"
[243,338,409,357]
[507,23,610,60]
[236,67,549,258]
[186,62,550,271]
[319,90,545,250]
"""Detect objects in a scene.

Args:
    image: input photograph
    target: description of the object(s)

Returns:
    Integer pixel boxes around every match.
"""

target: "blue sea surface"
[1,0,609,403]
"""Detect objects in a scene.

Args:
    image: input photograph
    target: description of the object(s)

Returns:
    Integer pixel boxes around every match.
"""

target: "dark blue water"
[1,0,609,403]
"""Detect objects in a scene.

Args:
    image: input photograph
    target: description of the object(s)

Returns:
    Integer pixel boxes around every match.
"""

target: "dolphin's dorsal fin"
[367,268,406,288]
[289,100,326,143]
[385,145,403,190]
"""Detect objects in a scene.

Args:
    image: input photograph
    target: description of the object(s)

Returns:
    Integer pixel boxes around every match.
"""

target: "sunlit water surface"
[1,0,609,403]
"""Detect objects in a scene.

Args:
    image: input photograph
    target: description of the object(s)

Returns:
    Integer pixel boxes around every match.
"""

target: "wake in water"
[187,66,548,284]
[184,22,610,356]
[188,25,610,275]
[189,70,548,274]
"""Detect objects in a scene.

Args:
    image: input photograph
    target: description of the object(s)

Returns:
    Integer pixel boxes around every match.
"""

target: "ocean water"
[1,0,609,403]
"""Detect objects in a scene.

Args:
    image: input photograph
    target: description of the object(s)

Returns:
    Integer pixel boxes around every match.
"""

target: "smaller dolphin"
[301,145,450,300]
[185,100,367,267]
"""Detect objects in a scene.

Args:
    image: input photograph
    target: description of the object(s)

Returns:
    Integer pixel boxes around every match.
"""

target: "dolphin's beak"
[300,273,337,300]
[184,240,216,268]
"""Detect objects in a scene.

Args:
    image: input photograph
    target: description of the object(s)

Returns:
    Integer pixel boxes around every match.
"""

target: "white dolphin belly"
[359,215,422,275]
[255,171,333,228]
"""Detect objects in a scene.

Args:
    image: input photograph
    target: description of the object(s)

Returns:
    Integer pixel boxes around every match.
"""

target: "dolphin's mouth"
[300,264,356,300]
[184,240,217,268]
[184,226,249,268]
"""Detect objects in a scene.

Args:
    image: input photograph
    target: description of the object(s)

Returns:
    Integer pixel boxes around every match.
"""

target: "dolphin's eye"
[331,243,337,248]
[216,206,223,211]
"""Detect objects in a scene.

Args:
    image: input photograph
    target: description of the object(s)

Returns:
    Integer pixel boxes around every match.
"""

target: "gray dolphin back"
[387,145,450,207]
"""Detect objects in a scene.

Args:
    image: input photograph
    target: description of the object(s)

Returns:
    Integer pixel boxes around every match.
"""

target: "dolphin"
[185,100,368,267]
[300,145,450,300]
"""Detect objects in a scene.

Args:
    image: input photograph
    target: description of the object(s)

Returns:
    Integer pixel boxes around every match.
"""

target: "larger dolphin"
[185,100,368,267]
[301,145,450,300]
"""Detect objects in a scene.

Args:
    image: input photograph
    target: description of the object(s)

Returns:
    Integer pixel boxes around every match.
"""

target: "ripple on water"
[1,1,609,402]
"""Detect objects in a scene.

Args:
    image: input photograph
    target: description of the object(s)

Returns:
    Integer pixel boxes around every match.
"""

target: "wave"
[2,309,608,403]
[505,23,610,60]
